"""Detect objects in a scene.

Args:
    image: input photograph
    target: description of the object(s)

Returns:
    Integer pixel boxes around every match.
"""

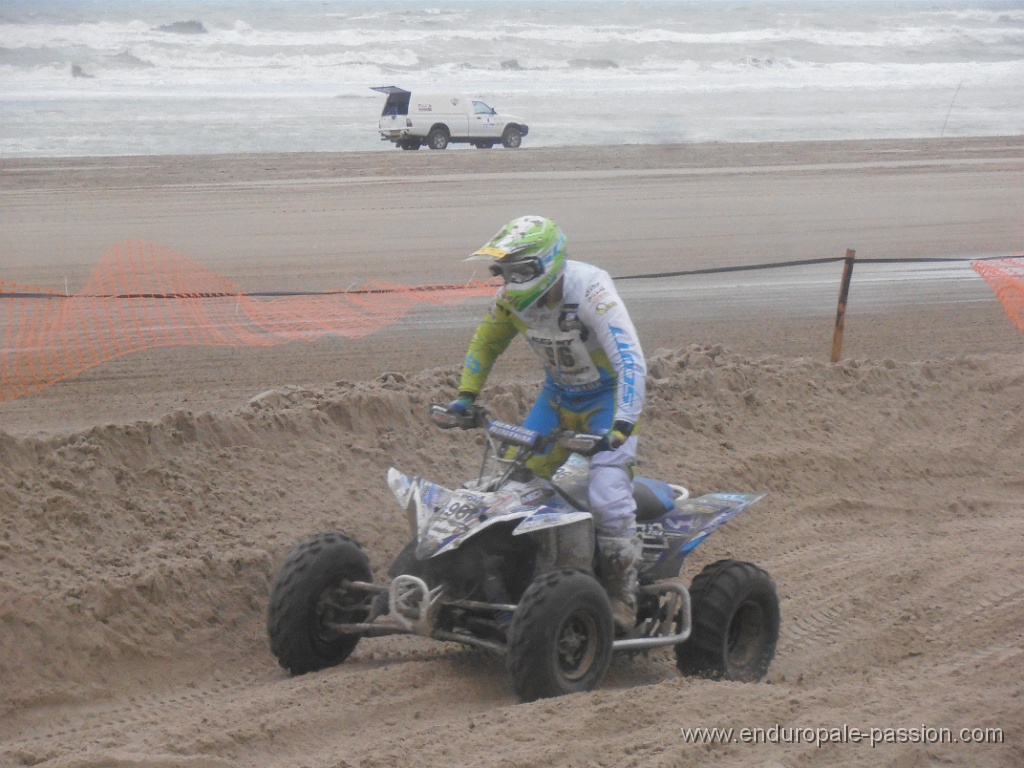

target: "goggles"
[488,258,543,284]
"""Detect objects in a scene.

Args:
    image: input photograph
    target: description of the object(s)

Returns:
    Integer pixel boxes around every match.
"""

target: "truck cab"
[372,86,529,150]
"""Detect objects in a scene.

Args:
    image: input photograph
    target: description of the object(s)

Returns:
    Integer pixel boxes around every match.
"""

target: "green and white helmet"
[467,215,567,311]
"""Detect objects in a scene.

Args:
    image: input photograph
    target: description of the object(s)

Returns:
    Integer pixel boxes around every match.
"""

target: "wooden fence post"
[831,249,857,363]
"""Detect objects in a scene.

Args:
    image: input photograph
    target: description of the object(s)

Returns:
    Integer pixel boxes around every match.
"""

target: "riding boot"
[596,534,642,634]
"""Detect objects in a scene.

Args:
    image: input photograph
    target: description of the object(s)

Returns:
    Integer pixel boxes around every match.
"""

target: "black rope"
[1,255,1018,300]
[614,253,1017,281]
[0,283,486,300]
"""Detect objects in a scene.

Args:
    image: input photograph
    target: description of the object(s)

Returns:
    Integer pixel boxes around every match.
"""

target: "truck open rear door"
[372,86,413,144]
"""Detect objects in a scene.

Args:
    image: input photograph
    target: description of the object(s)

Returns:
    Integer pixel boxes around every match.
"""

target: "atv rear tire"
[507,567,613,702]
[675,559,780,681]
[268,532,372,674]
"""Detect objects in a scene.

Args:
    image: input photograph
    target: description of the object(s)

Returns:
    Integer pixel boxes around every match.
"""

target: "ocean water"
[1,0,1022,157]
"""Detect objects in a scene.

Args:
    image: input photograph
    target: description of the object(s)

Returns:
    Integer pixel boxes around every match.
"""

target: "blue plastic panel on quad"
[637,492,768,581]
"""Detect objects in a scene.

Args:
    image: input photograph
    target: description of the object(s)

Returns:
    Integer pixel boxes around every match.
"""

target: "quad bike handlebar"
[428,402,489,431]
[429,403,604,456]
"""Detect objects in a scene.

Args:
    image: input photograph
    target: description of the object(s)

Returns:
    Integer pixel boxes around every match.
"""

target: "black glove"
[595,420,634,453]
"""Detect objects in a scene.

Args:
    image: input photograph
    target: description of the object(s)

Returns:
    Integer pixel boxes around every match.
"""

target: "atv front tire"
[507,567,613,702]
[675,559,780,681]
[268,532,372,674]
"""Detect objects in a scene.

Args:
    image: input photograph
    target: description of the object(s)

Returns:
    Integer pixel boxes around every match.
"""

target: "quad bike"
[267,404,780,701]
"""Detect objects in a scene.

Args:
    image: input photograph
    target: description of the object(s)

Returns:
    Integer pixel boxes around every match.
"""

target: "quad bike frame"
[323,572,693,655]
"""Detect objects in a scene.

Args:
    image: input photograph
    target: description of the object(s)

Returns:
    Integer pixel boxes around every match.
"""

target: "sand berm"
[1,344,1022,767]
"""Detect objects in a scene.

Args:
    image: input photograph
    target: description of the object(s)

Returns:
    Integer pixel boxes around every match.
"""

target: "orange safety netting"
[0,241,497,403]
[973,257,1024,334]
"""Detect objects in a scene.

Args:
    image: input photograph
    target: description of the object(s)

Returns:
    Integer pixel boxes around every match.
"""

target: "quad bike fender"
[428,493,589,558]
[512,499,595,571]
[387,467,451,538]
[670,492,768,552]
[529,516,596,574]
[387,467,537,559]
[429,507,535,558]
[512,506,592,536]
[638,492,768,581]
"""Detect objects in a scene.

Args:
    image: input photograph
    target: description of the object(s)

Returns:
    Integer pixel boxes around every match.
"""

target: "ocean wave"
[941,7,1024,24]
[568,58,619,70]
[154,20,207,35]
[0,45,63,67]
[739,56,782,70]
[107,50,155,69]
[489,22,1024,50]
[3,16,1019,71]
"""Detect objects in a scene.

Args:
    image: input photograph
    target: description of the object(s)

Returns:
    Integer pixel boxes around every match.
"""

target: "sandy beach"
[1,137,1022,767]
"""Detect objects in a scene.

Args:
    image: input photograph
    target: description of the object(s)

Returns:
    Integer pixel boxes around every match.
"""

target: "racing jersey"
[459,260,646,426]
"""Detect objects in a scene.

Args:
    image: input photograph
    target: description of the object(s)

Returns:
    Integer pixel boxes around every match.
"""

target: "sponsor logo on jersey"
[585,281,606,301]
[609,324,638,406]
[558,305,589,339]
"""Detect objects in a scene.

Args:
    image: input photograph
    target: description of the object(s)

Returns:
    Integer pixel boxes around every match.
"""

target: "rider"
[449,215,647,632]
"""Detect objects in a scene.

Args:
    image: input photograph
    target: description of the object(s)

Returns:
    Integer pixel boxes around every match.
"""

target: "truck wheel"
[501,126,522,149]
[507,567,613,702]
[267,532,373,674]
[399,139,421,150]
[427,128,449,150]
[675,559,780,681]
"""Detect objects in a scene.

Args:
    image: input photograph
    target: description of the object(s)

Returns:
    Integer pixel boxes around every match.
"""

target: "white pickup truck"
[372,86,529,150]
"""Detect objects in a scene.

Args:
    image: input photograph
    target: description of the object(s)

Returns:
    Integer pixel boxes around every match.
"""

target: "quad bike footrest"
[612,580,692,652]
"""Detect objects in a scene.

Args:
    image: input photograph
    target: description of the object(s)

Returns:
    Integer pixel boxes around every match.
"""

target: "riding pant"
[522,380,639,537]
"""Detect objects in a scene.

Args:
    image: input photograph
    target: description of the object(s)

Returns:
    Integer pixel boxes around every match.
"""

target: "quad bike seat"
[551,475,678,522]
[632,477,678,521]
